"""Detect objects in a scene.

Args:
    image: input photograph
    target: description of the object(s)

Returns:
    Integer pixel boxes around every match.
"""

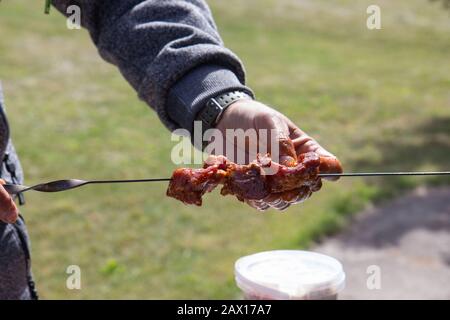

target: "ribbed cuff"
[166,64,254,133]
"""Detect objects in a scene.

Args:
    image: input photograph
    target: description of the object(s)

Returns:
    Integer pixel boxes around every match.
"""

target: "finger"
[290,128,342,181]
[292,136,335,158]
[287,121,336,157]
[0,180,19,224]
[246,199,270,212]
[264,114,297,162]
[269,199,290,211]
[319,156,343,181]
[277,202,290,211]
[280,189,300,202]
[309,177,323,192]
[291,186,313,204]
[264,193,290,211]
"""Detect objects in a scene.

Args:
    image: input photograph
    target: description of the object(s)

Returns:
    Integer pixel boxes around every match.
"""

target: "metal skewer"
[318,171,450,178]
[3,178,172,195]
[3,171,450,195]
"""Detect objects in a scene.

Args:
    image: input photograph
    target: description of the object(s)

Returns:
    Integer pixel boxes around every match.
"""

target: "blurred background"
[0,0,449,299]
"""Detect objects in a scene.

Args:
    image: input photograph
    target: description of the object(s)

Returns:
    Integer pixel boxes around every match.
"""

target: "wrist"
[195,90,253,150]
[196,90,253,129]
[166,64,254,133]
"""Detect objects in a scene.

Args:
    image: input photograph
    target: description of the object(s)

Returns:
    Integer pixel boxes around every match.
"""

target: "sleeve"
[52,0,254,133]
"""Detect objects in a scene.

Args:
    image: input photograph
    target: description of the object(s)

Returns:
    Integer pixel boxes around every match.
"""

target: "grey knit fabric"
[0,217,34,300]
[0,84,35,300]
[52,0,253,132]
[167,64,253,132]
[0,1,252,299]
[0,81,9,161]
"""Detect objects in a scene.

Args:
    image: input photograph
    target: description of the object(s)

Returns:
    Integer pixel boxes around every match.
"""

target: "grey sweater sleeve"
[52,0,254,133]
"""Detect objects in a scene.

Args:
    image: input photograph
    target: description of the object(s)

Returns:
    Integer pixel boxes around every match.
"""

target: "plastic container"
[234,250,345,300]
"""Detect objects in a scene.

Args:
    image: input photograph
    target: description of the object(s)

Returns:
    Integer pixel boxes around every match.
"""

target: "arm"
[51,0,342,212]
[52,0,253,133]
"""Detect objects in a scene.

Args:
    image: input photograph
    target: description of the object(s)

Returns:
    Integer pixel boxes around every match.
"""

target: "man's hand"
[0,179,19,224]
[214,99,343,211]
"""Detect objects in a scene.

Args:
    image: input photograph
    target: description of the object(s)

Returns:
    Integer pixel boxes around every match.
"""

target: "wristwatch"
[196,90,252,132]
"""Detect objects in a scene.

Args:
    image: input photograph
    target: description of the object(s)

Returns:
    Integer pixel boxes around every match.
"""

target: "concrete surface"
[314,186,450,300]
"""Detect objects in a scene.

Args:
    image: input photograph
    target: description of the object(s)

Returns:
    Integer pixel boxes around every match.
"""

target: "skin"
[0,99,343,222]
[0,179,19,224]
[215,99,343,211]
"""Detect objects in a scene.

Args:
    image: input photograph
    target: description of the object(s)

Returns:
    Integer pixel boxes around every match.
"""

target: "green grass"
[0,0,449,299]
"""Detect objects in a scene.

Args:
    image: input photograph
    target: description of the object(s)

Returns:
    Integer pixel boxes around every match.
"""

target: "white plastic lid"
[235,250,345,300]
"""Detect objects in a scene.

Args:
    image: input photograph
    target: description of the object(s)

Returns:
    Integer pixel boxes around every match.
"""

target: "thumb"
[267,114,297,164]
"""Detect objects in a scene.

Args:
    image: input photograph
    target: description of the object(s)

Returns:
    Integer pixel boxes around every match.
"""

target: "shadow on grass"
[332,186,450,249]
[303,116,450,249]
[351,116,450,200]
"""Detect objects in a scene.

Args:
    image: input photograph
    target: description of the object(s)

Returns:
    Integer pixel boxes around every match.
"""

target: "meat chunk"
[166,151,323,208]
[221,162,269,201]
[166,163,227,206]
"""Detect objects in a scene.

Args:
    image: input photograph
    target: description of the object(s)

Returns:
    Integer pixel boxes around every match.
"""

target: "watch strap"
[196,90,252,130]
